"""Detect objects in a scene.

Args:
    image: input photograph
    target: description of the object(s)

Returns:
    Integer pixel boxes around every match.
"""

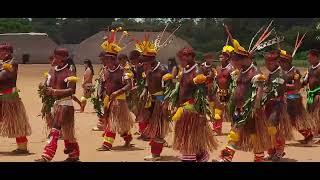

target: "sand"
[0,64,319,162]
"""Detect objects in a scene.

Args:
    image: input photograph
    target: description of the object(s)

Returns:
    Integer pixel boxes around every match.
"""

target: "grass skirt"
[106,99,134,134]
[143,100,170,139]
[173,110,218,155]
[288,95,316,131]
[0,93,32,138]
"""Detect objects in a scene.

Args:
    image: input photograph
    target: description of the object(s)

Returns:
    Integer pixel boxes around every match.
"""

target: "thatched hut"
[74,31,191,64]
[60,44,79,56]
[0,33,58,64]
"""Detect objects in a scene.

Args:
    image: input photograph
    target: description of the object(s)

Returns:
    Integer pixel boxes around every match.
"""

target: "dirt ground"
[0,64,319,162]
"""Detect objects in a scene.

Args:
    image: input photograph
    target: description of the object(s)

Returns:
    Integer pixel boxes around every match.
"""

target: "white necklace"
[55,64,68,72]
[312,62,320,69]
[269,66,281,74]
[204,62,212,68]
[242,63,253,74]
[183,64,197,74]
[152,62,160,72]
[285,66,295,73]
[0,58,13,65]
[221,63,231,70]
[107,64,120,73]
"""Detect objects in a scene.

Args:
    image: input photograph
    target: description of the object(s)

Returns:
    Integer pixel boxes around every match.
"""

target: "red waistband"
[0,88,15,95]
[287,90,296,95]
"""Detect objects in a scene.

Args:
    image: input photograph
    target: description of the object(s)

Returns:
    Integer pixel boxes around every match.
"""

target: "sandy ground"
[0,64,319,162]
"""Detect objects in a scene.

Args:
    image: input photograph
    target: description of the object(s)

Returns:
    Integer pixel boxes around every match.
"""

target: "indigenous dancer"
[200,52,217,127]
[118,53,136,119]
[131,30,178,161]
[39,55,56,133]
[0,42,32,154]
[168,57,179,78]
[212,45,235,135]
[96,28,134,151]
[79,59,94,113]
[279,35,316,145]
[171,47,218,162]
[35,48,80,162]
[216,25,272,162]
[91,64,106,131]
[128,50,149,139]
[303,49,320,140]
[263,50,293,161]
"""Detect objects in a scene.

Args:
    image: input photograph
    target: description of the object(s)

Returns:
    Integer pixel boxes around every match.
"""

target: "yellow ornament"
[2,63,13,72]
[222,45,234,53]
[228,130,240,142]
[65,76,80,83]
[162,73,174,81]
[256,74,267,81]
[231,69,240,77]
[43,72,49,78]
[142,72,146,78]
[294,73,300,80]
[193,74,207,85]
[232,39,249,56]
[103,95,110,108]
[214,109,223,120]
[172,107,184,121]
[124,72,134,80]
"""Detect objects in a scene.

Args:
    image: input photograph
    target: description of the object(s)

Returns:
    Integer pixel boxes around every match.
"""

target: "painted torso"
[146,63,167,94]
[102,65,125,96]
[179,64,200,104]
[0,59,18,91]
[234,65,259,107]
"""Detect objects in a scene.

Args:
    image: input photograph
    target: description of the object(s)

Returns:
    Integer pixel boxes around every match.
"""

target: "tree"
[0,18,33,33]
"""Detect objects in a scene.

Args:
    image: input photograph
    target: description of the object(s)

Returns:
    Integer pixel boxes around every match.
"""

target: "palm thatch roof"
[0,33,57,63]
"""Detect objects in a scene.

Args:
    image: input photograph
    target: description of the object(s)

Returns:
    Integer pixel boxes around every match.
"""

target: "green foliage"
[37,84,56,119]
[0,18,33,33]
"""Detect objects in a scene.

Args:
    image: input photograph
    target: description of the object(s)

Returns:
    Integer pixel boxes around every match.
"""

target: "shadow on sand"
[158,156,181,162]
[280,158,298,162]
[0,151,35,156]
[286,142,319,148]
[112,144,144,152]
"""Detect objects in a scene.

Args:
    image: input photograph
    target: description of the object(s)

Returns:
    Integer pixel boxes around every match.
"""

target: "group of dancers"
[0,22,320,162]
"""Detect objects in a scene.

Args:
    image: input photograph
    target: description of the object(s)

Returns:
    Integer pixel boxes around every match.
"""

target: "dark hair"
[168,57,177,72]
[66,56,77,73]
[129,50,141,60]
[231,52,249,61]
[264,50,280,60]
[309,49,320,57]
[117,53,128,61]
[84,59,94,75]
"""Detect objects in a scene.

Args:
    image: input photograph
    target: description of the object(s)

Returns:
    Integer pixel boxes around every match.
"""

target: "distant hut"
[74,31,192,64]
[0,33,57,64]
[60,44,79,57]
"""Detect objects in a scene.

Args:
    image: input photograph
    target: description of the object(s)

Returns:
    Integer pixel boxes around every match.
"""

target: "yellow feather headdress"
[222,45,234,54]
[131,24,181,57]
[101,27,129,56]
[223,21,275,57]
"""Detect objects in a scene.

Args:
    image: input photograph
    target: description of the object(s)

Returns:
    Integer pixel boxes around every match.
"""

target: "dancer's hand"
[109,92,117,101]
[45,87,54,96]
[38,82,44,89]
